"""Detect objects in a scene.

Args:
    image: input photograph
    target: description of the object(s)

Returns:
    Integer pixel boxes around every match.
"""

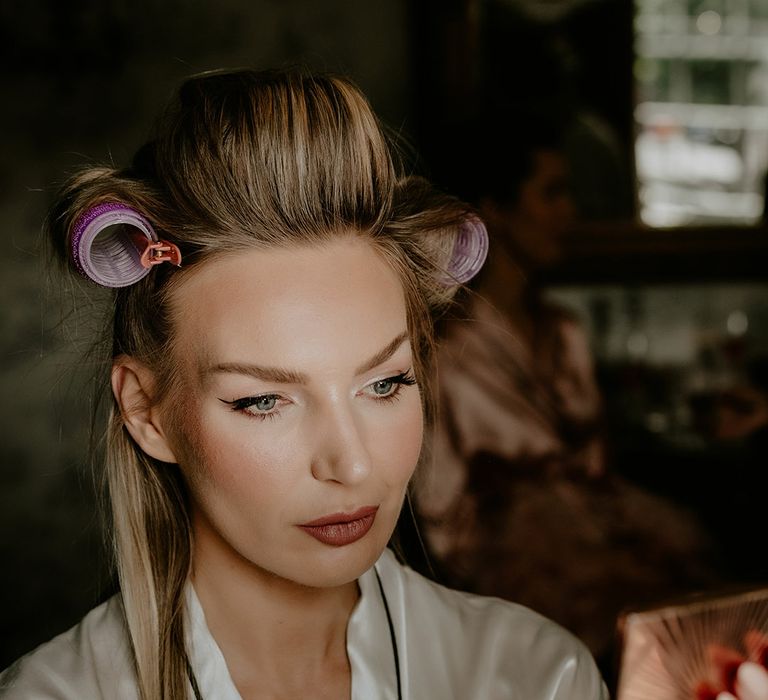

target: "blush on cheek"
[160,392,216,488]
[385,406,424,487]
[174,409,291,508]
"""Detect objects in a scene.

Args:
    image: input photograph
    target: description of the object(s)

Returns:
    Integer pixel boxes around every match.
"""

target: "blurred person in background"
[413,110,719,665]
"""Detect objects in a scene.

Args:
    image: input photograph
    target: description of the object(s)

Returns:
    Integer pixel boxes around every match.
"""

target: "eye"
[363,371,417,401]
[372,378,396,397]
[219,394,283,420]
[250,395,277,412]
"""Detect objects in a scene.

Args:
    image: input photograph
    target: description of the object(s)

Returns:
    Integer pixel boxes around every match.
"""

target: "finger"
[736,662,768,700]
[709,644,747,693]
[745,631,768,668]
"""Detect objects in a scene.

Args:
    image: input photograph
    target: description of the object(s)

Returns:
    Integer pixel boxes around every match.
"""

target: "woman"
[413,113,723,666]
[413,119,609,629]
[0,69,606,699]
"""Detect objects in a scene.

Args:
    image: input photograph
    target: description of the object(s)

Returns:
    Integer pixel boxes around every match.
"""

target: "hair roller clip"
[441,216,489,286]
[70,202,182,288]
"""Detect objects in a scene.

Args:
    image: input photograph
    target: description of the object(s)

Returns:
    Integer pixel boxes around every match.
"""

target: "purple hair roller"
[442,216,489,285]
[70,202,181,288]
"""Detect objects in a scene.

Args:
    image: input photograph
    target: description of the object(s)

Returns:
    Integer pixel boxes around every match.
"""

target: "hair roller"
[441,216,489,286]
[70,202,181,288]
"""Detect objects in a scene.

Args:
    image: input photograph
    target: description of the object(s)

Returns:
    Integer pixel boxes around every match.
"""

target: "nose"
[310,399,373,485]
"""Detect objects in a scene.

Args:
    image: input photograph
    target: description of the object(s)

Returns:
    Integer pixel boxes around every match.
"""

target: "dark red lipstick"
[298,506,378,546]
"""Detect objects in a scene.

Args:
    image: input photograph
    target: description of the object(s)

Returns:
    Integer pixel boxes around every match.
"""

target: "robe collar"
[184,551,400,699]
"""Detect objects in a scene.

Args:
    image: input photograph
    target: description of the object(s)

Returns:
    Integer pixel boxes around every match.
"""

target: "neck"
[190,514,358,697]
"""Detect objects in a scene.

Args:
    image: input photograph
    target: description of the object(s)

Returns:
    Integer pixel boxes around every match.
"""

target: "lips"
[298,505,379,547]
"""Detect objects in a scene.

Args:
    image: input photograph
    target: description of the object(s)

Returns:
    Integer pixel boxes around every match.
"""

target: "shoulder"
[377,550,608,699]
[0,595,138,700]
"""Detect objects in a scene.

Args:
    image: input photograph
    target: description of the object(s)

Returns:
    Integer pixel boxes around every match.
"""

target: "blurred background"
[2,0,768,686]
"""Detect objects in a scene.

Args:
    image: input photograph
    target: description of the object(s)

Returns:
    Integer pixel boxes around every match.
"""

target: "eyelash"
[220,394,284,421]
[366,371,417,403]
[219,370,417,422]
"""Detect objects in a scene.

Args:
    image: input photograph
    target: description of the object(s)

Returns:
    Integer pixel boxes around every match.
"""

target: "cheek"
[171,401,301,514]
[373,396,424,488]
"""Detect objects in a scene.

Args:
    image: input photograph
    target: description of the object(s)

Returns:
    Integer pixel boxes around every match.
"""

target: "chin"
[286,541,386,589]
[294,523,395,589]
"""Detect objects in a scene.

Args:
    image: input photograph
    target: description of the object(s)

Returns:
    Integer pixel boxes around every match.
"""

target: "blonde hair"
[47,68,471,699]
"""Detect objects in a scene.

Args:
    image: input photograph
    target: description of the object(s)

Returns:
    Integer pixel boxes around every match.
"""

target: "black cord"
[185,651,204,700]
[374,567,403,700]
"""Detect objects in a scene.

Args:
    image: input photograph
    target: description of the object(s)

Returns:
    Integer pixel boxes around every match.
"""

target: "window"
[635,0,768,225]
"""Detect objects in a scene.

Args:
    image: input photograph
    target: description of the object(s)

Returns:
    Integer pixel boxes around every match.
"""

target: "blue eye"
[366,371,417,401]
[252,395,277,412]
[220,394,281,419]
[372,379,395,396]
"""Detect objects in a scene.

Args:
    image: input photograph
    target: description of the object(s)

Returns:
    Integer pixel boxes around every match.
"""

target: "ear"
[111,358,178,463]
[477,196,504,227]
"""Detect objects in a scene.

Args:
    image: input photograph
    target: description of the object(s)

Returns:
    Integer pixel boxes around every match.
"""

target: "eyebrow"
[355,330,410,375]
[202,331,410,385]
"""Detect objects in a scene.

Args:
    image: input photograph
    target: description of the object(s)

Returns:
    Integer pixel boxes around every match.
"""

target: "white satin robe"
[0,548,607,699]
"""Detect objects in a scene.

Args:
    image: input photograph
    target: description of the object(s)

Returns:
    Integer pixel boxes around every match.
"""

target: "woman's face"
[163,237,423,588]
[483,149,575,270]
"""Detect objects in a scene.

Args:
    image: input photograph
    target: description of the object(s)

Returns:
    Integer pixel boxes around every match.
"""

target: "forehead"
[169,237,410,373]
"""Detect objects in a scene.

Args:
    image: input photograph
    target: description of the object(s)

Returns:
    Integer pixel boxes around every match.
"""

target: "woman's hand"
[696,632,768,700]
[715,662,768,700]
